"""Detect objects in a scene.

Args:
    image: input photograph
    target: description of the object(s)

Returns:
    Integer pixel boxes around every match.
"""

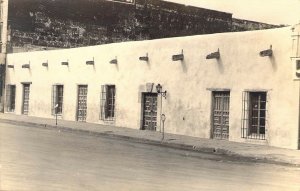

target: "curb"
[1,118,299,167]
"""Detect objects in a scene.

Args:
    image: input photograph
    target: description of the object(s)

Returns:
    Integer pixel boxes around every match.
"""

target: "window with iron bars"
[51,85,64,115]
[241,91,267,140]
[6,85,16,112]
[100,85,115,121]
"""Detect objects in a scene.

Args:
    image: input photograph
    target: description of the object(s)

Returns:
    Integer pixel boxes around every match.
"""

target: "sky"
[164,0,300,25]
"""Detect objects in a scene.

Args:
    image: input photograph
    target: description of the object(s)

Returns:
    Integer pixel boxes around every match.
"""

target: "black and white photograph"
[0,0,300,190]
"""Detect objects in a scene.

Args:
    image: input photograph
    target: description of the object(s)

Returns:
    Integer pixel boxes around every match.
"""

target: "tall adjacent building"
[0,0,9,111]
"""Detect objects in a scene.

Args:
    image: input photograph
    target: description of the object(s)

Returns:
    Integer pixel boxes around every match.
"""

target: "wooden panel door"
[77,85,88,122]
[212,91,230,139]
[142,93,158,131]
[22,84,30,115]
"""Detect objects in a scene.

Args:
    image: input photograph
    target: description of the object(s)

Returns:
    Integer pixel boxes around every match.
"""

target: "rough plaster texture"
[5,27,300,149]
[0,0,8,63]
[0,0,9,111]
[0,0,8,54]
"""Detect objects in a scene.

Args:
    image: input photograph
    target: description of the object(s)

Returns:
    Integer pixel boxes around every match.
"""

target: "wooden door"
[77,85,88,122]
[22,84,30,115]
[142,93,158,131]
[212,91,230,139]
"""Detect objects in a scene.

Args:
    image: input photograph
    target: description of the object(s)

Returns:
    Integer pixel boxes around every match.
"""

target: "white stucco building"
[4,25,300,149]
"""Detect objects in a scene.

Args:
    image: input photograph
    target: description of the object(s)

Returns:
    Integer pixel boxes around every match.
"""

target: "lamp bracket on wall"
[206,49,220,59]
[110,57,118,64]
[172,49,184,61]
[22,61,30,69]
[61,60,69,66]
[86,57,94,65]
[42,60,48,67]
[259,45,273,57]
[139,53,149,62]
[7,64,14,69]
[156,83,167,99]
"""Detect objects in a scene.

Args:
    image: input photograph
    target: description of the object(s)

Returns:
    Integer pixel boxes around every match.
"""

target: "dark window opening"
[6,85,16,112]
[242,91,267,140]
[52,85,64,115]
[100,85,115,121]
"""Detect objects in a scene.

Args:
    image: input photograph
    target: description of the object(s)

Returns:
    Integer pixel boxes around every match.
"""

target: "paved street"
[0,122,300,191]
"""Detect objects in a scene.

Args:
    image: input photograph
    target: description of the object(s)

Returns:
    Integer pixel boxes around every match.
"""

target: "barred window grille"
[6,85,16,112]
[241,91,267,140]
[51,85,64,115]
[100,85,115,121]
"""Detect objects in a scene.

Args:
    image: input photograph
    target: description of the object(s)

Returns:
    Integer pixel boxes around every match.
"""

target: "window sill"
[52,114,63,118]
[101,118,115,122]
[243,134,266,141]
[5,111,15,113]
[242,137,268,145]
[100,118,116,124]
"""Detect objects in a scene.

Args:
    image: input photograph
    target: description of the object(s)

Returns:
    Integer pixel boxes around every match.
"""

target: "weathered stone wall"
[8,0,280,52]
[232,18,283,32]
[9,0,234,51]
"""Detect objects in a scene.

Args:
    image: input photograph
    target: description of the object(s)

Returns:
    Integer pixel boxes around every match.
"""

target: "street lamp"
[156,83,167,140]
[161,114,166,141]
[156,83,167,99]
[55,104,58,126]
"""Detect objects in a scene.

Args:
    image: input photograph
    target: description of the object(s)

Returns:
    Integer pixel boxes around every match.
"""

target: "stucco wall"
[5,27,300,149]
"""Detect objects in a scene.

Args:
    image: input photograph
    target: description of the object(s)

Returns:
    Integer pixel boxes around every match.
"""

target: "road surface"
[0,122,300,191]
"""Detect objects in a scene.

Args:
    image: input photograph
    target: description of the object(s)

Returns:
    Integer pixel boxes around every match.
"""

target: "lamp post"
[161,114,166,141]
[156,83,167,140]
[55,104,58,126]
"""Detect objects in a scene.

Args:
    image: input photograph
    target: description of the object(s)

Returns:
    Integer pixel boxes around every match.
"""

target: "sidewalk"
[1,113,300,166]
